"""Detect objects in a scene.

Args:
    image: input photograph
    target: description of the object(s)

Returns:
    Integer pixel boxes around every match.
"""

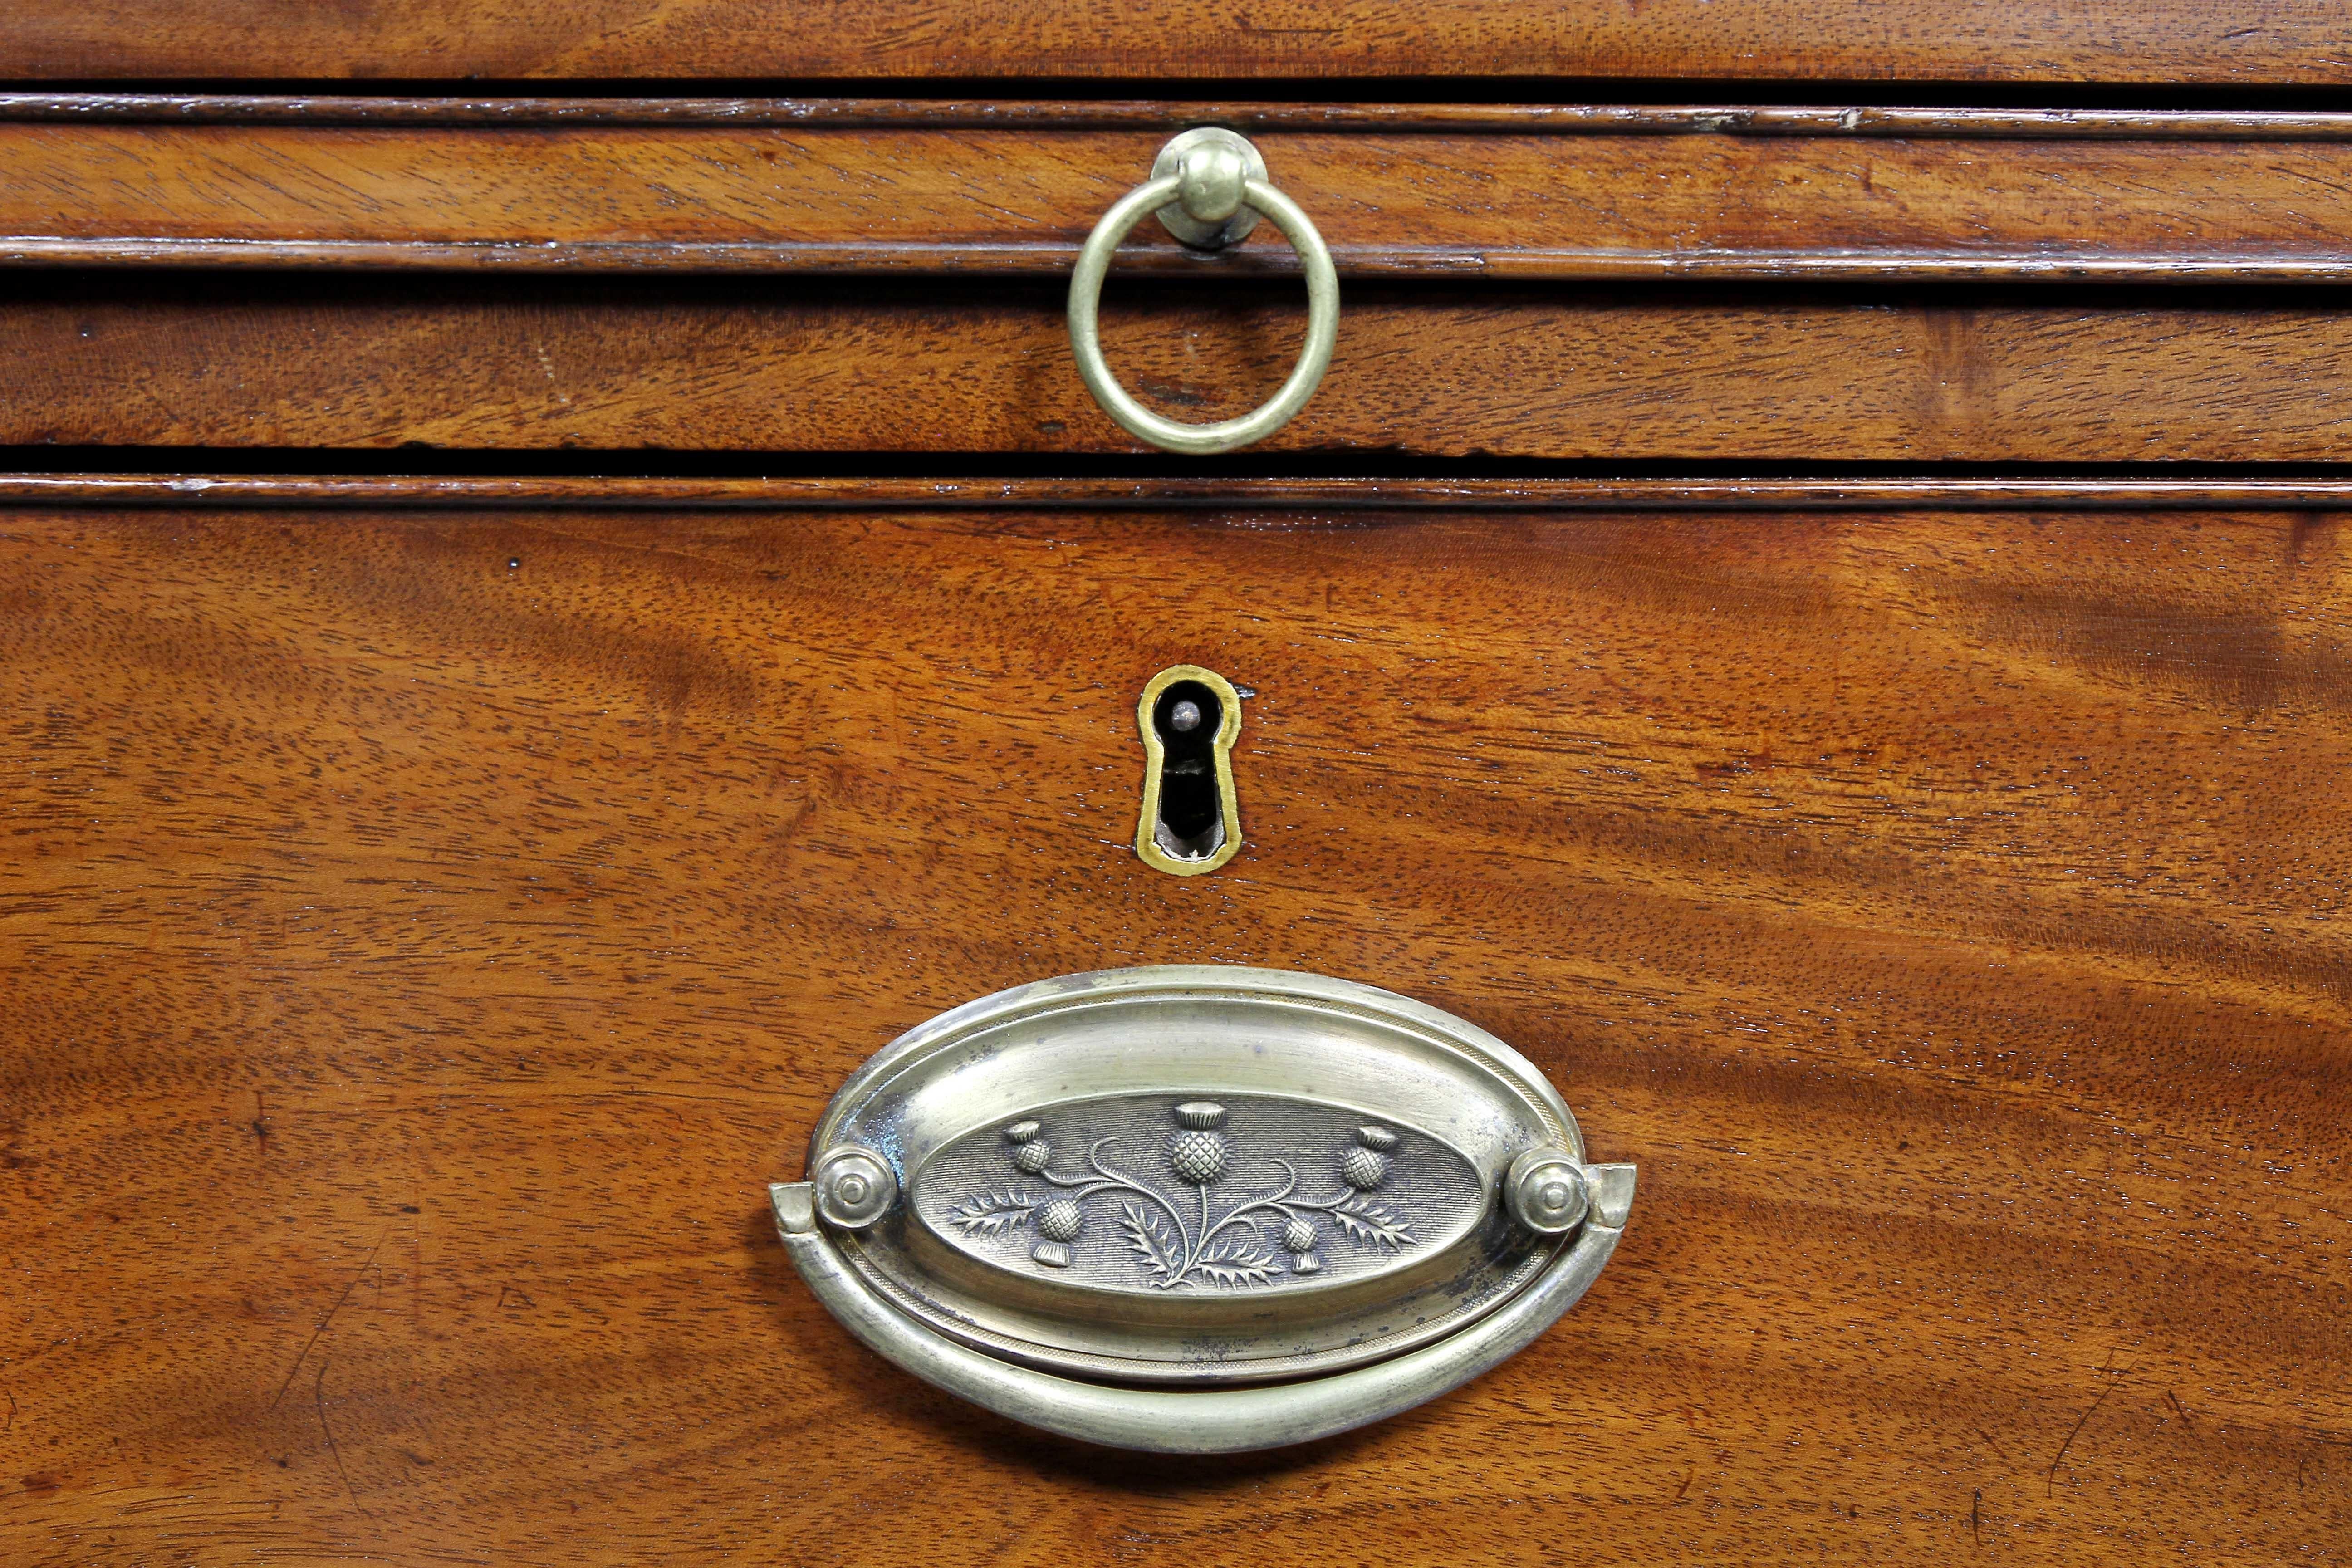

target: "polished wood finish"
[4,0,2350,84]
[0,498,2344,1564]
[3,0,2347,1535]
[16,114,2352,280]
[11,282,2352,461]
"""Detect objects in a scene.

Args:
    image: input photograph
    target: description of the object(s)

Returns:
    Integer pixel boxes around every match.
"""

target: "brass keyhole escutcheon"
[1135,665,1242,875]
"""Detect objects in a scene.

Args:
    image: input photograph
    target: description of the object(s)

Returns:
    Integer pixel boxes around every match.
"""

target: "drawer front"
[13,98,2352,465]
[17,278,2352,463]
[17,104,2352,278]
[3,484,2345,1561]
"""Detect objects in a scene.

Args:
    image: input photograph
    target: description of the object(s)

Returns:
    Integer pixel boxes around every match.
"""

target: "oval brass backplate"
[1135,664,1242,876]
[769,965,1636,1453]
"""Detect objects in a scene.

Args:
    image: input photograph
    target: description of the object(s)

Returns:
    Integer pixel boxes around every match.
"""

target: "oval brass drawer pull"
[1067,129,1341,455]
[770,965,1635,1453]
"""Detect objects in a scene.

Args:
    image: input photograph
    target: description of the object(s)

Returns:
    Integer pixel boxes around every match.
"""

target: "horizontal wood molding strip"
[14,120,2352,280]
[17,98,2352,140]
[15,289,2352,463]
[20,239,2352,283]
[4,0,2352,83]
[12,475,2352,511]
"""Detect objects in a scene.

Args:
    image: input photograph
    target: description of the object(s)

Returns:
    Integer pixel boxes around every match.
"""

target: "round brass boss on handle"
[1068,129,1340,455]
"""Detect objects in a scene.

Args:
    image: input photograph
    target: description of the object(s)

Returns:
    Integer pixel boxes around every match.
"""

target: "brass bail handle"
[1067,128,1341,456]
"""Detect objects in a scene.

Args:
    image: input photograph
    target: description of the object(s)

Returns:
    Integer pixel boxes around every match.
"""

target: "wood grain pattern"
[12,281,2352,461]
[3,0,2351,84]
[16,119,2352,279]
[0,499,2345,1565]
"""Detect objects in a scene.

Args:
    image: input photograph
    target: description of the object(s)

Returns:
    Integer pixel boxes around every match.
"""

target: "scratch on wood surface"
[314,1358,365,1517]
[2047,1348,2130,1498]
[269,1232,386,1411]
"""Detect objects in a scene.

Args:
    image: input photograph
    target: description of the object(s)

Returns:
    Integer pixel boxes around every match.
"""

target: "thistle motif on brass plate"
[947,1101,1416,1288]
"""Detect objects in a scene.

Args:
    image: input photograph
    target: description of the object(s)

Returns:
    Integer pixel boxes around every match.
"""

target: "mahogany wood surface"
[0,498,2344,1565]
[11,281,2352,461]
[15,117,2352,280]
[3,0,2349,85]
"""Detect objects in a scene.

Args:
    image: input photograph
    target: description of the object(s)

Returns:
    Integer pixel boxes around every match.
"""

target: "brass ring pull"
[1068,129,1340,456]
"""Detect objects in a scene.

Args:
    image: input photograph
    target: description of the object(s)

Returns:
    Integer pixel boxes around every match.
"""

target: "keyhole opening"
[1134,665,1243,876]
[1152,680,1225,858]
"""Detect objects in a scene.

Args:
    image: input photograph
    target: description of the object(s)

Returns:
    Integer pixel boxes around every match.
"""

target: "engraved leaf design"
[949,1187,1040,1237]
[1120,1201,1181,1283]
[1326,1197,1416,1251]
[1193,1236,1279,1289]
[959,1102,1436,1289]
